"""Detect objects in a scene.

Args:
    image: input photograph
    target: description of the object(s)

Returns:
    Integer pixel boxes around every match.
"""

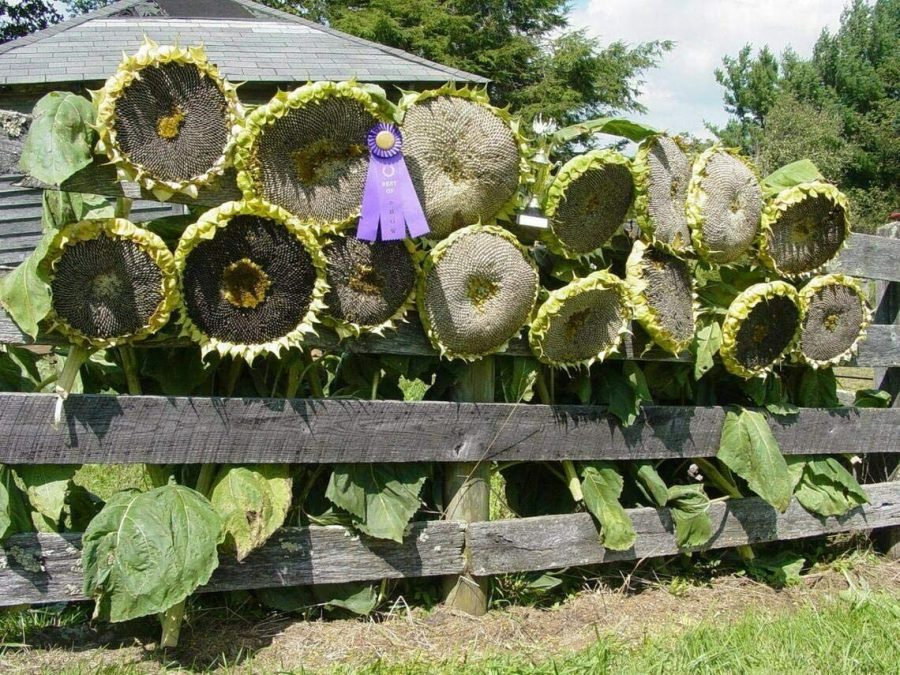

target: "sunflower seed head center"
[91,271,125,300]
[564,308,591,341]
[466,275,500,312]
[348,263,384,296]
[291,139,365,185]
[221,258,271,309]
[156,105,186,140]
[824,312,840,331]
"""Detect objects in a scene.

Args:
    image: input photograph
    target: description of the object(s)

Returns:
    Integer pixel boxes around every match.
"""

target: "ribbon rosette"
[356,123,430,241]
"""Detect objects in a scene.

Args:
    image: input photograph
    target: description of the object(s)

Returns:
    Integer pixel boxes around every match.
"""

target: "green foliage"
[761,159,825,197]
[666,484,713,549]
[501,463,574,517]
[691,321,723,380]
[20,92,96,185]
[499,357,538,403]
[597,363,651,427]
[748,551,806,587]
[15,464,79,526]
[0,465,33,540]
[579,461,635,551]
[798,369,840,408]
[0,0,61,43]
[630,461,668,508]
[41,191,113,231]
[853,388,892,408]
[788,456,868,517]
[256,580,380,616]
[0,232,53,339]
[82,485,224,623]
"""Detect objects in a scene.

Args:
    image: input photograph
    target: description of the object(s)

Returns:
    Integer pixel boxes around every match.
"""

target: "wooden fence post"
[442,357,493,615]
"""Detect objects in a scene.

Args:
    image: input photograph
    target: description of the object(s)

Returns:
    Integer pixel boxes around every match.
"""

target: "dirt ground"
[2,557,898,674]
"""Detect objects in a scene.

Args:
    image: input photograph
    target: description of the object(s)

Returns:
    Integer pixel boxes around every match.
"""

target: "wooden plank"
[0,394,897,465]
[468,481,900,575]
[827,231,900,283]
[0,520,466,607]
[871,223,899,403]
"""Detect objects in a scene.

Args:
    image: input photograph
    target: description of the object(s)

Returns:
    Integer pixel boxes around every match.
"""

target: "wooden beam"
[0,394,897,465]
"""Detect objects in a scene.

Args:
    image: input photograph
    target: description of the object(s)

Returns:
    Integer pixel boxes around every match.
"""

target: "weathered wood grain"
[871,223,899,403]
[0,394,897,465]
[0,520,466,607]
[468,481,900,575]
[826,232,900,283]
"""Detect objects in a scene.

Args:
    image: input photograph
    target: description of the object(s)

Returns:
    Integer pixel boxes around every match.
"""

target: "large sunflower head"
[529,270,632,369]
[797,274,871,368]
[321,230,418,338]
[542,149,634,259]
[43,218,178,348]
[686,146,763,264]
[399,85,527,239]
[175,199,328,362]
[625,240,696,355]
[759,182,850,277]
[720,280,802,378]
[234,81,389,232]
[632,135,693,254]
[418,224,539,360]
[94,39,243,201]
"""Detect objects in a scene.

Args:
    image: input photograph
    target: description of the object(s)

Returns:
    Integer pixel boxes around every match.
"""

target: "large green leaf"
[15,464,79,525]
[718,409,792,512]
[761,160,824,197]
[798,369,840,408]
[1,465,33,540]
[209,465,292,561]
[20,92,96,185]
[630,461,668,508]
[0,232,54,338]
[500,357,539,403]
[793,457,868,517]
[326,464,429,542]
[552,117,658,145]
[579,461,635,550]
[42,190,113,231]
[692,321,723,380]
[666,484,713,549]
[82,485,224,623]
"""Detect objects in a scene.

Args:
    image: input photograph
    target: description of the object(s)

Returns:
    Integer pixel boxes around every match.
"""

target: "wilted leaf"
[15,464,79,525]
[316,582,379,615]
[761,160,824,197]
[398,375,432,402]
[209,465,292,561]
[750,551,806,587]
[82,485,224,623]
[20,92,96,185]
[579,461,635,550]
[666,484,713,549]
[0,346,45,392]
[693,321,723,379]
[793,457,868,517]
[631,461,668,508]
[0,232,54,338]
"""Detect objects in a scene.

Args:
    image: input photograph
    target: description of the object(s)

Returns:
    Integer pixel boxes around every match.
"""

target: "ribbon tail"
[356,161,382,241]
[395,158,430,238]
[379,156,406,241]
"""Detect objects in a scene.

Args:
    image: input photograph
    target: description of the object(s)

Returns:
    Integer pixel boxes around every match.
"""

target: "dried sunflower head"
[175,199,328,362]
[625,240,696,355]
[418,224,539,360]
[94,39,242,201]
[686,147,763,264]
[43,218,178,348]
[399,85,527,239]
[235,81,389,232]
[529,270,631,369]
[542,149,634,259]
[720,280,802,378]
[632,135,692,254]
[759,182,850,277]
[321,230,418,338]
[797,274,871,367]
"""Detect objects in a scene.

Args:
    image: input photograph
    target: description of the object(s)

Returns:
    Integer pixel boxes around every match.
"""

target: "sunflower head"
[797,274,871,367]
[399,84,528,239]
[418,224,539,360]
[94,39,243,201]
[632,135,693,254]
[43,218,178,348]
[686,146,763,264]
[720,280,802,378]
[174,199,328,362]
[234,81,390,232]
[529,270,632,369]
[542,149,634,259]
[759,182,851,277]
[625,240,696,355]
[321,230,418,338]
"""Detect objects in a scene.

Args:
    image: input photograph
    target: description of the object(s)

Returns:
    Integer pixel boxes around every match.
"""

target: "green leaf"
[552,117,658,145]
[398,375,433,402]
[854,389,892,408]
[624,361,652,403]
[255,586,314,613]
[666,484,713,549]
[141,347,217,396]
[0,232,54,338]
[326,464,429,542]
[315,582,379,615]
[42,190,113,231]
[798,369,840,408]
[579,461,635,550]
[761,160,824,197]
[141,214,195,247]
[500,357,539,403]
[630,461,668,508]
[15,464,79,525]
[82,484,224,623]
[602,369,641,427]
[749,551,806,587]
[0,346,45,392]
[785,455,808,491]
[1,465,33,540]
[209,465,292,562]
[20,92,96,185]
[718,409,792,512]
[692,321,723,380]
[794,457,868,517]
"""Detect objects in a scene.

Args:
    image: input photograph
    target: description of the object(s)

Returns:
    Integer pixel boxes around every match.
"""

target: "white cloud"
[570,0,848,138]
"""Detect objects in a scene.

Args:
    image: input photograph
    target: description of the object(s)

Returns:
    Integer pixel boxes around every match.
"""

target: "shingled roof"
[0,0,487,87]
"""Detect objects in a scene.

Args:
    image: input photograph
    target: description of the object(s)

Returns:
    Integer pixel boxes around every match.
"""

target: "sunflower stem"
[370,368,382,400]
[194,463,217,498]
[118,345,142,395]
[535,368,583,502]
[224,358,243,397]
[53,345,92,427]
[159,599,185,649]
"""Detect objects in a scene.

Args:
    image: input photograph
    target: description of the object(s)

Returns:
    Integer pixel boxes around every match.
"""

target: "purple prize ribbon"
[356,123,430,242]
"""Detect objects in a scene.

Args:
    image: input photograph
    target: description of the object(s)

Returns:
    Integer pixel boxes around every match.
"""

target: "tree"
[0,0,61,44]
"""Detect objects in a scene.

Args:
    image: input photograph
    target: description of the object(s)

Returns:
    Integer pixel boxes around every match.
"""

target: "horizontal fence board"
[0,520,466,607]
[827,232,900,283]
[468,481,900,576]
[2,482,895,607]
[0,394,897,465]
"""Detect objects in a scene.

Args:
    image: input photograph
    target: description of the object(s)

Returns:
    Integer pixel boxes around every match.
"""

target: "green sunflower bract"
[632,135,692,254]
[418,224,539,360]
[175,199,328,362]
[234,81,389,232]
[94,39,243,202]
[625,240,696,355]
[543,149,634,259]
[43,218,178,348]
[720,280,802,378]
[797,274,871,367]
[686,146,763,264]
[399,84,528,239]
[759,182,851,277]
[529,270,632,369]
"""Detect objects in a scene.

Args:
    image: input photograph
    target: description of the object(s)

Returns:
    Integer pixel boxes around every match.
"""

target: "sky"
[570,0,849,139]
